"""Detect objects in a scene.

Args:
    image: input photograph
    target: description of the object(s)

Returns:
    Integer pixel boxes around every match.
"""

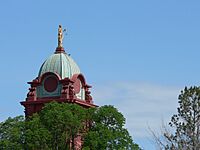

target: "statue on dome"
[58,25,63,47]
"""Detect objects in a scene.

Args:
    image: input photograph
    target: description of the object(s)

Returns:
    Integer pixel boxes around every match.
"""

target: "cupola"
[21,25,96,117]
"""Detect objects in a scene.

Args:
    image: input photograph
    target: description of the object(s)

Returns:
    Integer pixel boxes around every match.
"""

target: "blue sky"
[1,0,200,149]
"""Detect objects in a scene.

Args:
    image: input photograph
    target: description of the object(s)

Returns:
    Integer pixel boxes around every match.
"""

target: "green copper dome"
[38,52,81,79]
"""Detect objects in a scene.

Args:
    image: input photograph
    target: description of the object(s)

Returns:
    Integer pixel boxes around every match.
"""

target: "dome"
[38,52,81,79]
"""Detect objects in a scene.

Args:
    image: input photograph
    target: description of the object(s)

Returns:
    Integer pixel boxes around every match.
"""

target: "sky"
[0,0,200,149]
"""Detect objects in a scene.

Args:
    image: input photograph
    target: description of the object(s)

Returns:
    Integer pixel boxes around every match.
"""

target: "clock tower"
[21,25,96,117]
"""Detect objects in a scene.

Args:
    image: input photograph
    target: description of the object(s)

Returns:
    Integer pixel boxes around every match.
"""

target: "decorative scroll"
[85,85,93,103]
[26,79,39,101]
[61,78,75,101]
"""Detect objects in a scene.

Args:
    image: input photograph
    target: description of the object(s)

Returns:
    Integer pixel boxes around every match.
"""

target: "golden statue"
[58,25,63,47]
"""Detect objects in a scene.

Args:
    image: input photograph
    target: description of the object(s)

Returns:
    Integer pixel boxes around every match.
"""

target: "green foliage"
[0,102,140,150]
[83,105,140,150]
[24,114,52,150]
[161,86,200,150]
[40,102,73,149]
[0,115,25,150]
[40,102,86,150]
[63,103,86,149]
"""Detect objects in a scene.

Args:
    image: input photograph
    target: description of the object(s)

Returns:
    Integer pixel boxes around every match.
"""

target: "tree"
[83,105,140,150]
[0,116,25,150]
[153,86,200,150]
[24,114,52,150]
[63,103,86,150]
[40,102,73,149]
[0,102,140,149]
[40,102,86,150]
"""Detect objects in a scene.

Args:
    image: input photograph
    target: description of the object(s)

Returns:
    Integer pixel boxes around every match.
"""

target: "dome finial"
[56,25,66,53]
[58,25,63,48]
